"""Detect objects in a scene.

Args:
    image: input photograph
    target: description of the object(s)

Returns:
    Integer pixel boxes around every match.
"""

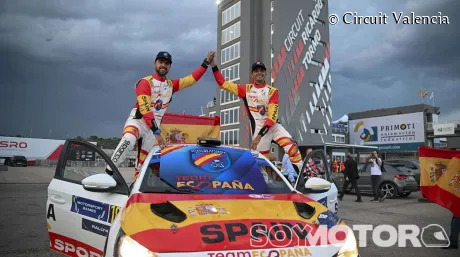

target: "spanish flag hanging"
[419,146,460,217]
[422,90,429,98]
[160,113,220,144]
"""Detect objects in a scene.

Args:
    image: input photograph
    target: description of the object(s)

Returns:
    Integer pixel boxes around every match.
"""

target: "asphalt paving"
[0,166,458,256]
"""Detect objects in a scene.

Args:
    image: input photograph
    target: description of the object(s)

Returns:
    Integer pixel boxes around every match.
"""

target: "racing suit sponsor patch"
[82,218,110,237]
[112,139,130,163]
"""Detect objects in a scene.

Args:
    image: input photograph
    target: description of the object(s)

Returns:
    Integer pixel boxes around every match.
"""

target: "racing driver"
[107,51,215,177]
[210,53,304,173]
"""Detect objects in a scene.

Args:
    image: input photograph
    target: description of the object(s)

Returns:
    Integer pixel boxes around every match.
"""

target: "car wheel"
[380,182,397,198]
[399,192,411,197]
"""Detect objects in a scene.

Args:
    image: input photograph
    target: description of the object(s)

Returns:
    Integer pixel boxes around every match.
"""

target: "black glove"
[151,119,160,134]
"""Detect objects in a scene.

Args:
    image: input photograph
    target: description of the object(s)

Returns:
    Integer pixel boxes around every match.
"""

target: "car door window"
[55,141,128,194]
[403,162,417,169]
[295,149,331,192]
[60,142,108,183]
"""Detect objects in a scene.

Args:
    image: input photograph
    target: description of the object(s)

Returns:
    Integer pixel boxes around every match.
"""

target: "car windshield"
[139,145,292,194]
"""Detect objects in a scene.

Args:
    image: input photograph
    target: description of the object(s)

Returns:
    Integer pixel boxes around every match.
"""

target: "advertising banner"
[0,136,65,160]
[348,112,425,152]
[272,0,332,145]
[433,123,455,136]
[0,136,97,161]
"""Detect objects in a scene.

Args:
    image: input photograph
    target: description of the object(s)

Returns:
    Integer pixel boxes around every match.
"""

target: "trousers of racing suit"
[107,61,209,175]
[212,66,303,173]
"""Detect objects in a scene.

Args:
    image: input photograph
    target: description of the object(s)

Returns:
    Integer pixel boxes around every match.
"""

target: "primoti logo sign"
[0,141,28,149]
[354,121,378,142]
[349,112,425,146]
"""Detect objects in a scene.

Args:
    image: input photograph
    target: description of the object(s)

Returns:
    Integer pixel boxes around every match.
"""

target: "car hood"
[120,193,346,254]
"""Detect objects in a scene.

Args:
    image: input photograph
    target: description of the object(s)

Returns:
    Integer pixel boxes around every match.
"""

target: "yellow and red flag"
[160,112,220,144]
[416,88,422,96]
[422,90,429,98]
[419,146,460,217]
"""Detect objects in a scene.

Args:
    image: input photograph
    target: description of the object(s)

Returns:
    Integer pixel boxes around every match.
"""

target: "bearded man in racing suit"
[210,55,303,173]
[107,51,215,177]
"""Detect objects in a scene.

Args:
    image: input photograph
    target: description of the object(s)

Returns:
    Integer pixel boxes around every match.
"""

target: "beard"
[155,67,169,76]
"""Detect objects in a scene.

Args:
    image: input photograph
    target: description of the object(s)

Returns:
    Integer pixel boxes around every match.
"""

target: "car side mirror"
[304,177,331,194]
[82,174,117,192]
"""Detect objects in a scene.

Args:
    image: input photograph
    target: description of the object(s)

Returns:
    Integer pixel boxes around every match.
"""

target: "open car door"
[294,149,339,214]
[46,140,130,257]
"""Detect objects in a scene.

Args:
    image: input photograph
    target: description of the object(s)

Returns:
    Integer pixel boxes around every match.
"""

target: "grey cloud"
[0,0,217,138]
[1,0,459,138]
[329,0,459,122]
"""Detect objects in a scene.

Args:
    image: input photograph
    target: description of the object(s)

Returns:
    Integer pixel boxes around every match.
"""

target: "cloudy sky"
[0,0,458,139]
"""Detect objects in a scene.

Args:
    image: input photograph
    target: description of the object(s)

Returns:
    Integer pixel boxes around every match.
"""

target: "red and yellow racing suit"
[108,60,209,177]
[212,66,303,172]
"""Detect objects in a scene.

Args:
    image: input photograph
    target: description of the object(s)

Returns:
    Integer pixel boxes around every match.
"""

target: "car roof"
[148,143,269,165]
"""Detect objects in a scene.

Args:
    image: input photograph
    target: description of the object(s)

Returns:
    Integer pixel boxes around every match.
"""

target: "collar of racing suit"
[152,72,167,82]
[253,82,266,88]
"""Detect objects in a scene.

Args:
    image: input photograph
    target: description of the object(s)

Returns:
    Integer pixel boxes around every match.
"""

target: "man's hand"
[154,134,168,148]
[206,51,216,63]
[250,135,262,150]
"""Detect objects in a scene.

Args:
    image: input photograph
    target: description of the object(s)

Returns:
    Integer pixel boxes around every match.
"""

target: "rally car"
[46,138,359,257]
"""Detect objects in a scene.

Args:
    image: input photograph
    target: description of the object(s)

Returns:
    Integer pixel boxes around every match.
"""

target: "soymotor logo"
[249,223,450,248]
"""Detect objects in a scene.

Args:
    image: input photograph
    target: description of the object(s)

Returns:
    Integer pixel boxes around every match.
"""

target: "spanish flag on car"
[419,146,460,217]
[160,113,220,144]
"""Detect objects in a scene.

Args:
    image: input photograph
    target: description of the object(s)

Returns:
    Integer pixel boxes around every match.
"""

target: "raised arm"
[211,59,246,99]
[171,52,215,93]
[258,88,279,136]
[136,80,158,133]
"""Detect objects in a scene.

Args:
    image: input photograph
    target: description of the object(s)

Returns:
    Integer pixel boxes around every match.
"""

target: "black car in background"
[4,156,28,167]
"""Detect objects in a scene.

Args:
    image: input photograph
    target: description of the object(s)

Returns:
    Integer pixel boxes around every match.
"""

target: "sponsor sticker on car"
[71,195,121,223]
[82,218,110,237]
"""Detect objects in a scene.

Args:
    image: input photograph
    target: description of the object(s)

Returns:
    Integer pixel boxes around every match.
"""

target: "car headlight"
[118,235,159,257]
[337,226,359,257]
